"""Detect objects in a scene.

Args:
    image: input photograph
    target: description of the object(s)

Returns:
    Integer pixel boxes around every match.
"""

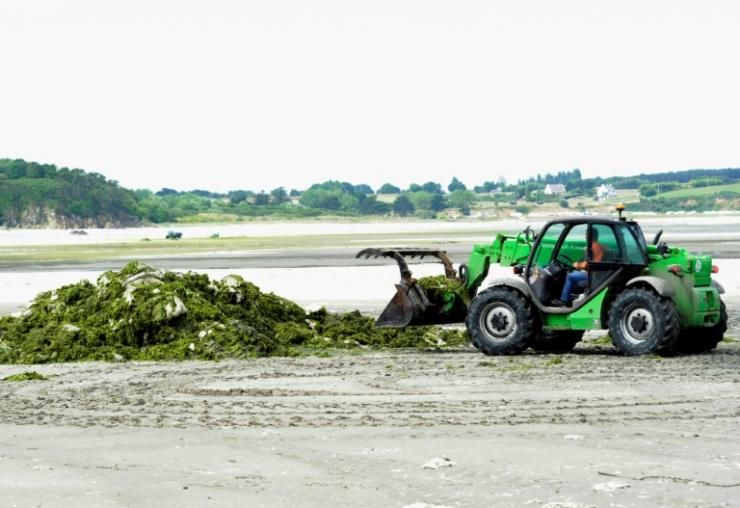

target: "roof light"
[616,203,626,221]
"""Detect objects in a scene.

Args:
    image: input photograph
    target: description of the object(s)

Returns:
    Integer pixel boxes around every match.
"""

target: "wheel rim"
[480,302,518,341]
[620,304,656,345]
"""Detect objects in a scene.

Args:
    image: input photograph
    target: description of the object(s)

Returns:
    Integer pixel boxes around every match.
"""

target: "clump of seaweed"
[0,262,468,364]
[3,371,48,381]
[417,275,470,315]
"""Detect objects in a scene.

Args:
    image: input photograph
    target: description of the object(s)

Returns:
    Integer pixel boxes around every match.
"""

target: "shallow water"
[0,263,476,315]
[1,217,740,316]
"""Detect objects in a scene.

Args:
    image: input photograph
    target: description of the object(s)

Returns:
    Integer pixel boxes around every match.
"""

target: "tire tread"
[608,287,679,356]
[466,287,538,356]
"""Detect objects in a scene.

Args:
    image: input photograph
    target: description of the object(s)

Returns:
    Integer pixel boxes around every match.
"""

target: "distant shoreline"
[2,218,739,318]
[2,208,740,230]
[2,215,740,269]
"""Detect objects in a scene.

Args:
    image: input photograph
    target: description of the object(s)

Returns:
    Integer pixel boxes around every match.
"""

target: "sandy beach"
[5,0,740,503]
[2,332,740,507]
[1,218,740,507]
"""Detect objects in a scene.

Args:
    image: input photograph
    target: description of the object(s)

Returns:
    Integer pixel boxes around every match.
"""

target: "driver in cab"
[554,228,605,306]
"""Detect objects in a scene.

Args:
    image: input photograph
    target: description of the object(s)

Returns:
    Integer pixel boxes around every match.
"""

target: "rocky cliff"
[1,206,141,229]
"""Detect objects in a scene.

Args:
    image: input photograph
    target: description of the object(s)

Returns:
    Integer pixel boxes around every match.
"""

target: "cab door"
[527,222,621,307]
[586,223,648,296]
[586,223,622,293]
[525,222,583,305]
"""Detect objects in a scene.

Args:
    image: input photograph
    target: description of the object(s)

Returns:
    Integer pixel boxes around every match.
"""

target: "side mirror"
[522,226,537,242]
[652,229,663,245]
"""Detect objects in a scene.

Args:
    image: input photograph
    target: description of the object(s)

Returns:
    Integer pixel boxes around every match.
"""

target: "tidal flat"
[1,216,739,507]
[2,215,740,315]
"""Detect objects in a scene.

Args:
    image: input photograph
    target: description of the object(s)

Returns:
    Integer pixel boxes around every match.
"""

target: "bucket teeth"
[356,248,457,280]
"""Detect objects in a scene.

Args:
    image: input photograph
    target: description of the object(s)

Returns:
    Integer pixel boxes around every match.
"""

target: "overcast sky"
[1,1,739,192]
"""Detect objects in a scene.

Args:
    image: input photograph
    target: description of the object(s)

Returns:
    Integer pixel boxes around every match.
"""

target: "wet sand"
[2,214,740,274]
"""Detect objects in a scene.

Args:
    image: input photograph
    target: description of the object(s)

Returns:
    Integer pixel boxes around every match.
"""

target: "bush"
[414,210,436,219]
[392,194,415,216]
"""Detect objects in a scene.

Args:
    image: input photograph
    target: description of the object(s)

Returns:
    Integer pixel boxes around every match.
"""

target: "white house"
[543,184,566,196]
[596,184,616,201]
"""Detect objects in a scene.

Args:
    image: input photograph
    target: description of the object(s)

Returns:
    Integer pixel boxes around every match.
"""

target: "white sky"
[1,1,739,193]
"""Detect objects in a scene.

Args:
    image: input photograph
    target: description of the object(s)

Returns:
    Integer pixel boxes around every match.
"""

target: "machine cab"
[525,218,648,310]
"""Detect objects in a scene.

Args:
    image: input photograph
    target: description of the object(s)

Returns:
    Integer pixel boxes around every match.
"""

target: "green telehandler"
[358,206,727,356]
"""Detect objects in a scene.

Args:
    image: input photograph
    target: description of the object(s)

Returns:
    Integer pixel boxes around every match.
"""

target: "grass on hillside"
[378,189,640,213]
[655,182,740,199]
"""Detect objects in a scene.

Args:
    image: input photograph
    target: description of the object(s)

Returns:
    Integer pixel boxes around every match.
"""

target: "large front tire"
[674,300,727,353]
[608,288,680,356]
[466,287,539,355]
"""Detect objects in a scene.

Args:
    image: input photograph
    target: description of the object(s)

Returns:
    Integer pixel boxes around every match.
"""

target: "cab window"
[590,224,621,262]
[617,223,648,265]
[557,224,587,265]
[531,223,565,268]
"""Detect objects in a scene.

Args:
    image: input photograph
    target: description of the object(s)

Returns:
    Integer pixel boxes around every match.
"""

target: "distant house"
[543,184,566,196]
[596,184,616,201]
[446,208,463,220]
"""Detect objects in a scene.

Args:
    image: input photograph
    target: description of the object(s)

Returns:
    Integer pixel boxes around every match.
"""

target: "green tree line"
[0,159,139,226]
[2,158,740,226]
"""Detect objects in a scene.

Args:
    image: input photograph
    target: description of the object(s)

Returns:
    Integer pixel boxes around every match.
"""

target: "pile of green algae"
[0,262,468,364]
[417,274,470,316]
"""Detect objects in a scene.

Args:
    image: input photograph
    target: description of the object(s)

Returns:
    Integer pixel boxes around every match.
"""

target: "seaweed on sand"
[3,371,48,382]
[0,262,468,364]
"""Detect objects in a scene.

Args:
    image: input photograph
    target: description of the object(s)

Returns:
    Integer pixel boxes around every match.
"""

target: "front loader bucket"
[376,282,432,327]
[357,248,466,327]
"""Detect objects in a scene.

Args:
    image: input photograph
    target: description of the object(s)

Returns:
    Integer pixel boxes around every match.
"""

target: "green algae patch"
[3,371,48,382]
[416,275,470,316]
[304,309,467,349]
[0,262,468,364]
[590,335,612,345]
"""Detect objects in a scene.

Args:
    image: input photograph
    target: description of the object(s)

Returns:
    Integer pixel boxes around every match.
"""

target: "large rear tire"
[466,287,539,355]
[608,288,680,356]
[674,300,727,353]
[530,330,584,353]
